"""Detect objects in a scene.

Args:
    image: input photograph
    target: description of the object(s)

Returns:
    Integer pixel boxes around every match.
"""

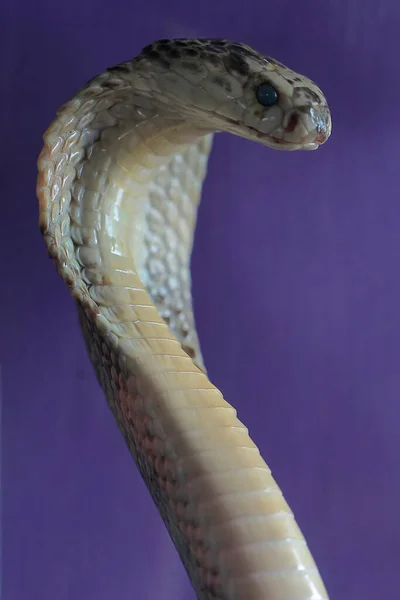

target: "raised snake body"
[37,38,332,599]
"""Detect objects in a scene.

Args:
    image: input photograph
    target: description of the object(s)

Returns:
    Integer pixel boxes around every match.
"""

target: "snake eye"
[255,83,279,107]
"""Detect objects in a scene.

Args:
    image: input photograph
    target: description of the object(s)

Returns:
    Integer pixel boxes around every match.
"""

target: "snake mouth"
[301,142,319,151]
[255,132,319,151]
[220,115,322,151]
[265,129,326,151]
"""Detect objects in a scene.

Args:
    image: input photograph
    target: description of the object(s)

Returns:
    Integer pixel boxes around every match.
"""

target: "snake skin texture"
[37,38,331,599]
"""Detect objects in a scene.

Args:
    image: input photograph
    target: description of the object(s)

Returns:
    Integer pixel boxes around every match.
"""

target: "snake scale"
[36,38,332,599]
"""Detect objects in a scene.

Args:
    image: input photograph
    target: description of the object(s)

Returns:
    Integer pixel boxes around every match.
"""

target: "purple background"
[2,1,400,598]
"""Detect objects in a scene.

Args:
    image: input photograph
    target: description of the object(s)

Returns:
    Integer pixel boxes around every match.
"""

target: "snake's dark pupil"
[256,83,279,107]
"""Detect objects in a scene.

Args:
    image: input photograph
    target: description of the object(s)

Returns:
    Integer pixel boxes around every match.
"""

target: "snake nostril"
[308,106,331,143]
[315,130,328,144]
[313,120,329,143]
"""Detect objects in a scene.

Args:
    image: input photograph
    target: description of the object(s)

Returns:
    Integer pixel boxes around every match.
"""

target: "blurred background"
[2,0,400,598]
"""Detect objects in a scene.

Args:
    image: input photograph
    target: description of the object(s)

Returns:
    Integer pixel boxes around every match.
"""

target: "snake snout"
[309,105,332,145]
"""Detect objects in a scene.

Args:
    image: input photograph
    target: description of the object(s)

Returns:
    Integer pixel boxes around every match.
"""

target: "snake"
[36,38,332,599]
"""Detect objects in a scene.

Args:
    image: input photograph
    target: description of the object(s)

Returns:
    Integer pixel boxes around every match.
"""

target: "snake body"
[37,39,332,599]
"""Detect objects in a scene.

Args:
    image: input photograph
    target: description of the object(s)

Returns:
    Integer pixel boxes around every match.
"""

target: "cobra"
[37,38,332,599]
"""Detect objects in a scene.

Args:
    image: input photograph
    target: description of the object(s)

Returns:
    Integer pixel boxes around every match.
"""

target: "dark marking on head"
[265,56,286,69]
[183,48,199,57]
[141,44,156,55]
[109,63,131,74]
[229,42,255,54]
[223,52,250,77]
[181,60,203,73]
[285,113,299,133]
[202,53,219,66]
[157,41,181,59]
[212,74,232,92]
[101,79,123,90]
[141,45,171,69]
[208,39,229,47]
[169,48,180,58]
[140,39,300,93]
[296,86,320,103]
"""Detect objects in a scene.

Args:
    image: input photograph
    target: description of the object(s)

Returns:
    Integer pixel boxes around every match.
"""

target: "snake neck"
[38,72,214,370]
